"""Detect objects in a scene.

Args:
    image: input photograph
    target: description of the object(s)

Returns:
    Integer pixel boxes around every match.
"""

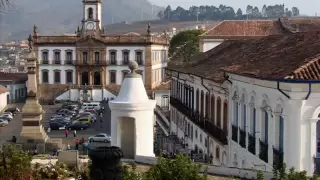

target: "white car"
[88,133,111,143]
[3,112,13,117]
[0,119,8,126]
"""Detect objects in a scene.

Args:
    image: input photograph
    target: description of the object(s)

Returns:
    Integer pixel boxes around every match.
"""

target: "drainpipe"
[201,77,211,156]
[224,73,232,84]
[305,83,312,100]
[277,82,290,99]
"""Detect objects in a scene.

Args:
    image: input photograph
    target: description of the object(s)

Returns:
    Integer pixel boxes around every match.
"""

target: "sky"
[149,0,320,16]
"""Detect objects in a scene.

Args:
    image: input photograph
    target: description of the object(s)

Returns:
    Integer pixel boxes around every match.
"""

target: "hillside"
[0,0,163,42]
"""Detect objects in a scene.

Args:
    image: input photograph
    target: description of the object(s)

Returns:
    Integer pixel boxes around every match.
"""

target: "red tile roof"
[201,20,283,38]
[0,72,28,82]
[201,18,320,39]
[168,31,320,81]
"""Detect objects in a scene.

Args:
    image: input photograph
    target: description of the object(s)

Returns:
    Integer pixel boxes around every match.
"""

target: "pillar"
[285,100,302,171]
[100,68,105,86]
[89,70,93,85]
[267,112,273,166]
[144,45,152,89]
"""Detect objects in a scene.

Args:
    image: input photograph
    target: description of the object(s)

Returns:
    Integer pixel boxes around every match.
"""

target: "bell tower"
[82,0,102,31]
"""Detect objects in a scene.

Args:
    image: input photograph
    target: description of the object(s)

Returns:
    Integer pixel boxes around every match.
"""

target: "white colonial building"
[166,31,320,176]
[31,0,169,101]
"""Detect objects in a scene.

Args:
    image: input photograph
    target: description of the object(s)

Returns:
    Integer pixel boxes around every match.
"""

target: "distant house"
[0,72,27,103]
[199,18,320,52]
[0,85,9,110]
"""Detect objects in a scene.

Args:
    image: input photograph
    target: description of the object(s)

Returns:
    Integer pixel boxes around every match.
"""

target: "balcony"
[41,60,49,64]
[170,97,228,145]
[259,140,268,163]
[74,60,108,66]
[65,60,74,65]
[136,59,143,65]
[53,60,61,64]
[248,133,256,155]
[273,148,283,169]
[107,60,117,65]
[122,60,129,65]
[232,125,238,142]
[239,129,246,148]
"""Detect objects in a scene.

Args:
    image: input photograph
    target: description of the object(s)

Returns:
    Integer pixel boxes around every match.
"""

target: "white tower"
[109,61,156,160]
[82,0,102,31]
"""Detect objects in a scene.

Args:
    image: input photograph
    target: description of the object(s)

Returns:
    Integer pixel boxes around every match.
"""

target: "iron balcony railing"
[273,148,284,170]
[239,128,246,148]
[248,133,256,155]
[170,97,228,145]
[73,60,108,66]
[232,125,238,142]
[259,140,268,163]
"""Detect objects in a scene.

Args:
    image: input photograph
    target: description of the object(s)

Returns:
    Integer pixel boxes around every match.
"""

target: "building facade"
[166,31,320,176]
[32,0,169,101]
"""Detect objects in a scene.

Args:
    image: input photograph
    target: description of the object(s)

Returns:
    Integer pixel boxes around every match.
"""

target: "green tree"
[144,154,207,180]
[169,29,206,62]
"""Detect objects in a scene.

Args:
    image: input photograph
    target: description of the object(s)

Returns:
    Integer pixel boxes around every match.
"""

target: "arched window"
[241,95,246,131]
[205,92,210,118]
[249,97,256,135]
[217,97,221,128]
[200,90,204,117]
[223,101,228,132]
[233,95,239,126]
[211,95,215,124]
[261,109,269,143]
[196,89,199,112]
[216,146,220,160]
[87,7,93,19]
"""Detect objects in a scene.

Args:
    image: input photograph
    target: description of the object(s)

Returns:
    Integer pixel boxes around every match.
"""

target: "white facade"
[0,91,8,111]
[200,39,224,52]
[167,67,320,176]
[109,65,156,159]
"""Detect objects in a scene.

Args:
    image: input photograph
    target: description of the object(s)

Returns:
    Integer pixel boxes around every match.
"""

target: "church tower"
[82,0,102,31]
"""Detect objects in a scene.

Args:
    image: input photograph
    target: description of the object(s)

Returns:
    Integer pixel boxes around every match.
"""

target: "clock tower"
[82,0,102,31]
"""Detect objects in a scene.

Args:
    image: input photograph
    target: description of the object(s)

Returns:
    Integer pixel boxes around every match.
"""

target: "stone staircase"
[38,84,69,101]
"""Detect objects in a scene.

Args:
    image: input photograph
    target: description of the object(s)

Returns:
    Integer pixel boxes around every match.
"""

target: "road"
[0,102,111,147]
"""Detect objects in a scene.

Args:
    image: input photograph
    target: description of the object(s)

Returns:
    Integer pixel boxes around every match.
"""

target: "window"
[87,7,93,19]
[110,71,116,83]
[250,108,256,135]
[195,129,198,139]
[122,51,129,64]
[54,71,60,83]
[223,101,228,132]
[65,51,72,64]
[54,51,61,64]
[122,71,129,81]
[217,97,221,128]
[66,71,73,83]
[241,103,246,130]
[200,133,202,143]
[196,89,199,111]
[205,93,210,118]
[83,52,88,64]
[42,71,48,83]
[233,100,239,126]
[42,51,48,63]
[136,51,143,65]
[216,147,220,160]
[95,52,100,63]
[161,95,169,109]
[110,51,117,64]
[211,95,215,123]
[261,110,269,143]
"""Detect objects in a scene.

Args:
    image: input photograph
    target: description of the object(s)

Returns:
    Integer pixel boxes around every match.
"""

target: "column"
[100,68,105,86]
[267,112,274,166]
[309,118,318,176]
[89,70,92,85]
[285,100,302,171]
[255,105,261,156]
[77,71,81,85]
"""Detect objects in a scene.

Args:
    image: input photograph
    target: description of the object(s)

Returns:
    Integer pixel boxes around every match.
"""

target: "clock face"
[86,22,95,30]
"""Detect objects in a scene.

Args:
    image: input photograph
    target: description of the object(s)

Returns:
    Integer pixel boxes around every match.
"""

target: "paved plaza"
[0,102,111,147]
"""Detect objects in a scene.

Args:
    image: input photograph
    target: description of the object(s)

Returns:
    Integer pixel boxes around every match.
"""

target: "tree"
[157,11,164,20]
[169,29,206,62]
[163,5,172,20]
[292,7,299,16]
[236,8,243,18]
[261,5,267,17]
[246,5,253,15]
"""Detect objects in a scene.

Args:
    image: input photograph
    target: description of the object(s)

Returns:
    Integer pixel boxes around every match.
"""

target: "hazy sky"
[150,0,320,15]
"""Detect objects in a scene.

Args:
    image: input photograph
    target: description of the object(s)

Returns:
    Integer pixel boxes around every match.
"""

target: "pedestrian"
[65,129,69,138]
[67,144,71,150]
[81,136,85,144]
[73,130,77,137]
[75,139,79,150]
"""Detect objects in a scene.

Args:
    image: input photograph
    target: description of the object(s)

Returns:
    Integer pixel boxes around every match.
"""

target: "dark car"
[49,122,66,130]
[66,123,89,130]
[4,107,20,115]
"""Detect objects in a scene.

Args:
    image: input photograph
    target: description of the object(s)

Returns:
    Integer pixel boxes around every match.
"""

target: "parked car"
[72,117,91,125]
[0,119,8,126]
[52,117,70,125]
[88,133,111,143]
[49,122,66,130]
[4,107,20,115]
[3,111,13,117]
[0,114,13,121]
[66,123,89,130]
